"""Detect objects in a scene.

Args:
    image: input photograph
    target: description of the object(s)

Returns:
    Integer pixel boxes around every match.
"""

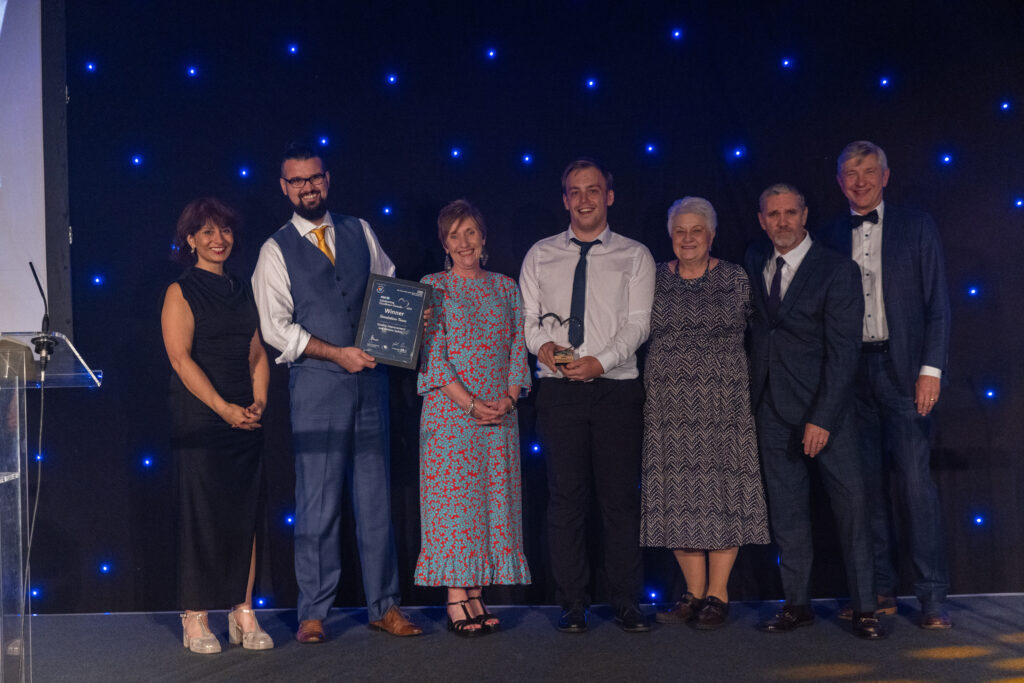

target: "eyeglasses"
[282,173,327,188]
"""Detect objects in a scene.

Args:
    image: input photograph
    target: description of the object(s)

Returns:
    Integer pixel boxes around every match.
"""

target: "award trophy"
[538,312,579,365]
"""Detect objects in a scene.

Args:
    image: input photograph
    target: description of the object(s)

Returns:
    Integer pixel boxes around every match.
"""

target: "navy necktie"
[850,209,879,228]
[569,238,600,348]
[767,256,785,317]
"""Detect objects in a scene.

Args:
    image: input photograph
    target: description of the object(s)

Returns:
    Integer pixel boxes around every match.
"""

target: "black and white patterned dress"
[640,260,769,549]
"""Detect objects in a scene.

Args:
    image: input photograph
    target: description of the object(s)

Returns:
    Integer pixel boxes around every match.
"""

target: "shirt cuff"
[919,365,942,379]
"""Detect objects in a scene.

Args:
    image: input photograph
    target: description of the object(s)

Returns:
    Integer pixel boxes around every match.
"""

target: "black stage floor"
[29,594,1024,681]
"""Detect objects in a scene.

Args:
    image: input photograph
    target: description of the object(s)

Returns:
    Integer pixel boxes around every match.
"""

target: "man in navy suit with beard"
[745,183,884,640]
[822,141,952,629]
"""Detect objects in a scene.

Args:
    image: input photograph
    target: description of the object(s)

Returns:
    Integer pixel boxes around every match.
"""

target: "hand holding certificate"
[354,274,433,369]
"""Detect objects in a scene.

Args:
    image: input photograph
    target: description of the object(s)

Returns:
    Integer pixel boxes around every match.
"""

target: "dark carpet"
[30,595,1024,681]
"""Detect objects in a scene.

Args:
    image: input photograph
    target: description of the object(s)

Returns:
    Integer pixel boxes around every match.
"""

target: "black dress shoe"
[615,604,652,633]
[557,605,588,633]
[693,595,729,631]
[758,605,815,633]
[851,612,887,639]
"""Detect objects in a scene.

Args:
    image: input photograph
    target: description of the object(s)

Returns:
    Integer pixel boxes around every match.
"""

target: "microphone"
[29,262,57,379]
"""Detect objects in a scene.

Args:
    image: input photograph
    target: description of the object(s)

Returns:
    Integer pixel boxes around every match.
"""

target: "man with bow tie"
[823,140,953,629]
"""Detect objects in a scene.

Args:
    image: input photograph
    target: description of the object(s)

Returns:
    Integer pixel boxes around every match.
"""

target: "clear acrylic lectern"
[0,333,102,682]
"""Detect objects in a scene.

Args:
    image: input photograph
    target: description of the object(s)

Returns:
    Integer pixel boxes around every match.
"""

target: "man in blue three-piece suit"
[252,142,421,643]
[822,141,952,629]
[744,183,885,640]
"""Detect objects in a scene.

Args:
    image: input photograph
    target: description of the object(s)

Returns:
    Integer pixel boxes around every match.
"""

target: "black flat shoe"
[446,600,485,638]
[758,605,815,633]
[557,605,588,633]
[655,594,704,624]
[852,612,887,639]
[615,604,651,633]
[693,595,729,630]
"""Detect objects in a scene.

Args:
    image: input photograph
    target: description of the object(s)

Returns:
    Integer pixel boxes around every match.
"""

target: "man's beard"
[293,196,328,222]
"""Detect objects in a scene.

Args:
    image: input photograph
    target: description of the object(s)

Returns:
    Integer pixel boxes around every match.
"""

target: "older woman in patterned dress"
[640,197,770,630]
[415,199,532,637]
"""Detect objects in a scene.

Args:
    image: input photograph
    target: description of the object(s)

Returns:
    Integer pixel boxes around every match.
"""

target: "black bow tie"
[850,210,879,228]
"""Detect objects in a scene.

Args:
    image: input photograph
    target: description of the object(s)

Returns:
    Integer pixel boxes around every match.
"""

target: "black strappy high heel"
[467,594,499,632]
[446,600,485,638]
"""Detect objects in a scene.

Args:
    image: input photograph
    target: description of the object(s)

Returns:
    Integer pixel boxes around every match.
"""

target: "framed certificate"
[354,274,433,369]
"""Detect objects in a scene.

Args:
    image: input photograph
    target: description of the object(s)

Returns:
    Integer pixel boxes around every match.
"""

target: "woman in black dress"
[161,198,273,653]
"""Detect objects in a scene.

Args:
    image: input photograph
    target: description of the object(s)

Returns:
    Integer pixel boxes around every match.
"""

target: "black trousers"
[536,377,644,611]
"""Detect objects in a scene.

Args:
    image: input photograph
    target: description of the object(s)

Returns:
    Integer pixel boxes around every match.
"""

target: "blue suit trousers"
[856,353,949,608]
[289,366,399,622]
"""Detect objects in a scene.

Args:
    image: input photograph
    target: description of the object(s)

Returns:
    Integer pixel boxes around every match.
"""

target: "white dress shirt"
[519,225,655,380]
[852,201,889,343]
[252,212,396,365]
[762,232,813,300]
[849,201,940,379]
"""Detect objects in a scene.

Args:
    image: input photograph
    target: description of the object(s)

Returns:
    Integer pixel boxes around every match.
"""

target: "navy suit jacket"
[744,238,864,432]
[820,205,951,395]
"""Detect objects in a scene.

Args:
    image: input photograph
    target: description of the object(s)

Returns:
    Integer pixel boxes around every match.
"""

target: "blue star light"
[187,66,198,77]
[239,167,250,178]
[451,147,461,158]
[85,62,96,72]
[92,275,104,285]
[382,206,392,215]
[879,76,890,87]
[386,73,398,85]
[521,153,533,164]
[319,137,329,146]
[288,44,298,55]
[645,143,656,154]
[100,563,111,574]
[585,77,598,89]
[781,57,793,68]
[131,155,143,166]
[671,28,682,40]
[486,48,497,59]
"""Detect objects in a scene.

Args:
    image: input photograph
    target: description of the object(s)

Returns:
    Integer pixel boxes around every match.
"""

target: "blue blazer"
[820,205,951,395]
[744,238,864,432]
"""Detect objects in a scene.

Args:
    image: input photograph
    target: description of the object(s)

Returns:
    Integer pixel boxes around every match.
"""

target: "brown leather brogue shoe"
[838,595,898,620]
[296,619,325,644]
[920,609,952,630]
[368,605,423,637]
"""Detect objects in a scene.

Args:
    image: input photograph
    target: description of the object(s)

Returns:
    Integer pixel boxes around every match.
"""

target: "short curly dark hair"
[171,197,241,264]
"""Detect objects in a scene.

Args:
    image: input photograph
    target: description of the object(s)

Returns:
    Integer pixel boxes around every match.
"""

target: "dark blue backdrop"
[31,0,1024,613]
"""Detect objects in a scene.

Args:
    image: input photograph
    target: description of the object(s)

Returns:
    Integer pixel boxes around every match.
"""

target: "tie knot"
[571,237,601,255]
[776,255,786,269]
[312,225,327,239]
[850,210,879,228]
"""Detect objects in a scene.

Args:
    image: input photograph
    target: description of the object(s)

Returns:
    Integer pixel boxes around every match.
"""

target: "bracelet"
[507,395,518,411]
[465,397,476,417]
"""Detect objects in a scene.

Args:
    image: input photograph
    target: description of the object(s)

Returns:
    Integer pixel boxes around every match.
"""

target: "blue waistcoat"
[271,213,370,374]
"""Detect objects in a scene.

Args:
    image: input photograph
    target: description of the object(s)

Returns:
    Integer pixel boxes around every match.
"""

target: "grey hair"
[758,183,806,212]
[837,140,888,175]
[667,196,717,237]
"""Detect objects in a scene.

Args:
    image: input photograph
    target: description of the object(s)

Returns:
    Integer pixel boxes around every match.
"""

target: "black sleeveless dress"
[169,267,263,608]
